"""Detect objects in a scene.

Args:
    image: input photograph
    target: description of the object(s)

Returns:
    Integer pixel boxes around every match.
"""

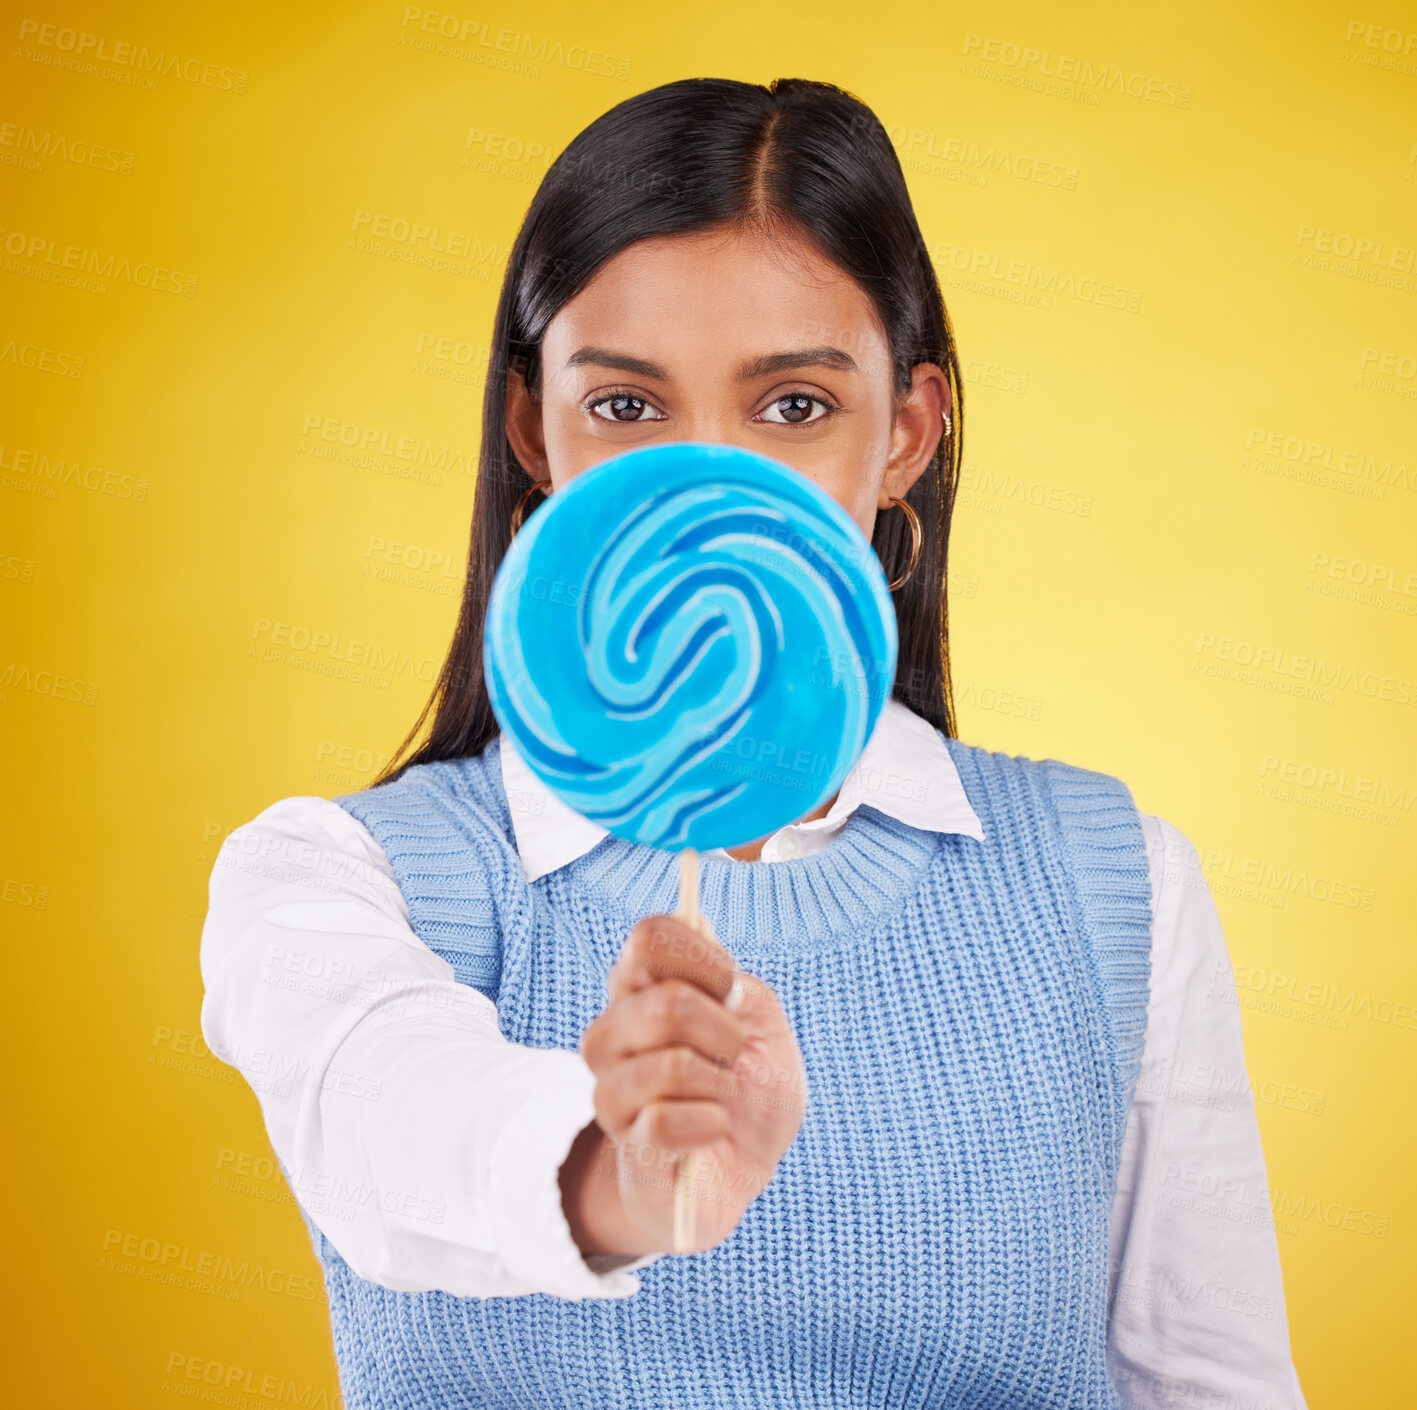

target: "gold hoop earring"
[510,477,551,538]
[885,495,921,592]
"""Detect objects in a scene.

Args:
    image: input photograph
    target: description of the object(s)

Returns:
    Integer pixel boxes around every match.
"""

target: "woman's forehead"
[542,231,889,375]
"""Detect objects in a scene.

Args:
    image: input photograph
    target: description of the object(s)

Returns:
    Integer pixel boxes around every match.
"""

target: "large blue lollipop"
[482,439,899,1248]
[483,440,898,852]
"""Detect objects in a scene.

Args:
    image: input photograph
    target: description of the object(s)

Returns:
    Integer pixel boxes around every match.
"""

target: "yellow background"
[3,0,1413,1403]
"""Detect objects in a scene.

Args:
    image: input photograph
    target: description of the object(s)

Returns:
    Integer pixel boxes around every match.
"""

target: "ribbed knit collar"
[562,804,946,954]
[485,699,982,954]
[499,698,986,884]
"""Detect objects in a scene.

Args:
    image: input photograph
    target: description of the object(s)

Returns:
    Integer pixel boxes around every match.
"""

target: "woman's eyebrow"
[735,347,860,380]
[563,345,861,381]
[565,347,667,379]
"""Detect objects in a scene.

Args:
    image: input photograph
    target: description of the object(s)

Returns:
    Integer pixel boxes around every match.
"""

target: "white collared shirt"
[199,700,1307,1408]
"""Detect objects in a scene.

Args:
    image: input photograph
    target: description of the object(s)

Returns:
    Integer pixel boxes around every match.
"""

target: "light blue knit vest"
[294,730,1152,1408]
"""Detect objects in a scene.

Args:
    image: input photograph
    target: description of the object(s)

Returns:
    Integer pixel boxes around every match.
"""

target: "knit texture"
[297,731,1153,1408]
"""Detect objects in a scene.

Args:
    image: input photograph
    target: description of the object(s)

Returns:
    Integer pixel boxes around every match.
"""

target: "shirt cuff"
[484,1046,663,1298]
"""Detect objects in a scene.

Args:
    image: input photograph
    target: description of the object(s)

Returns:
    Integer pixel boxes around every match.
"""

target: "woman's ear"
[879,363,951,508]
[504,352,549,480]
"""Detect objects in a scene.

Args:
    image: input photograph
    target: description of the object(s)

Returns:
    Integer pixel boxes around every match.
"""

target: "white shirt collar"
[499,698,986,883]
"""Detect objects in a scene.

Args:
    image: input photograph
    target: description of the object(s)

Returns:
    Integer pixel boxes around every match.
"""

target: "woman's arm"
[1106,814,1307,1408]
[198,795,661,1298]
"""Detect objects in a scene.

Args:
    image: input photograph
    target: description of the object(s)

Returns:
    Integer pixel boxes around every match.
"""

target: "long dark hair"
[372,76,963,788]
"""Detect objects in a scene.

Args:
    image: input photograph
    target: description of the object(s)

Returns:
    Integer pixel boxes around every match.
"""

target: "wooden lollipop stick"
[671,847,746,1254]
[672,847,707,1254]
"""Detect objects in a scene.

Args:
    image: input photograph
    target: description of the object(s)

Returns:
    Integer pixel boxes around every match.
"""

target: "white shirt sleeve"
[198,794,662,1299]
[1106,814,1308,1408]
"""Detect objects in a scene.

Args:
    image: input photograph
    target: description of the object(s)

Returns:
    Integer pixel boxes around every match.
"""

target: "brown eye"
[759,393,835,426]
[587,393,666,423]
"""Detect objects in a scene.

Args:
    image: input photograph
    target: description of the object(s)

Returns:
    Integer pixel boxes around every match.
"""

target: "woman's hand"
[563,914,808,1257]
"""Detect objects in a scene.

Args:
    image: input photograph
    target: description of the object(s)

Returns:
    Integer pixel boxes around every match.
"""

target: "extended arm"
[1106,814,1307,1408]
[198,795,660,1298]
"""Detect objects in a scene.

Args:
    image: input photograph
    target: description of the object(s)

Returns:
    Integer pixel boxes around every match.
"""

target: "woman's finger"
[630,1097,731,1154]
[607,914,739,1008]
[580,978,745,1074]
[592,1043,732,1135]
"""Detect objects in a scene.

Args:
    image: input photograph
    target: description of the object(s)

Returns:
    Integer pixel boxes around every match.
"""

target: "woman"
[200,77,1307,1407]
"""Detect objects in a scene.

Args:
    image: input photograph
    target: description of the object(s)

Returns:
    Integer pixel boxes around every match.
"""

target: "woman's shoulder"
[939,731,1129,787]
[945,737,1200,895]
[327,735,529,896]
[208,735,525,920]
[330,734,514,837]
[225,792,386,849]
[937,732,1151,839]
[205,794,408,919]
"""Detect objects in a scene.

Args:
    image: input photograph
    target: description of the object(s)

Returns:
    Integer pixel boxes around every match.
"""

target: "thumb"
[688,912,747,1013]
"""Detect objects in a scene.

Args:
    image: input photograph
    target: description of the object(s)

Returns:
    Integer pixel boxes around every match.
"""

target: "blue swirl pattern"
[483,442,898,851]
